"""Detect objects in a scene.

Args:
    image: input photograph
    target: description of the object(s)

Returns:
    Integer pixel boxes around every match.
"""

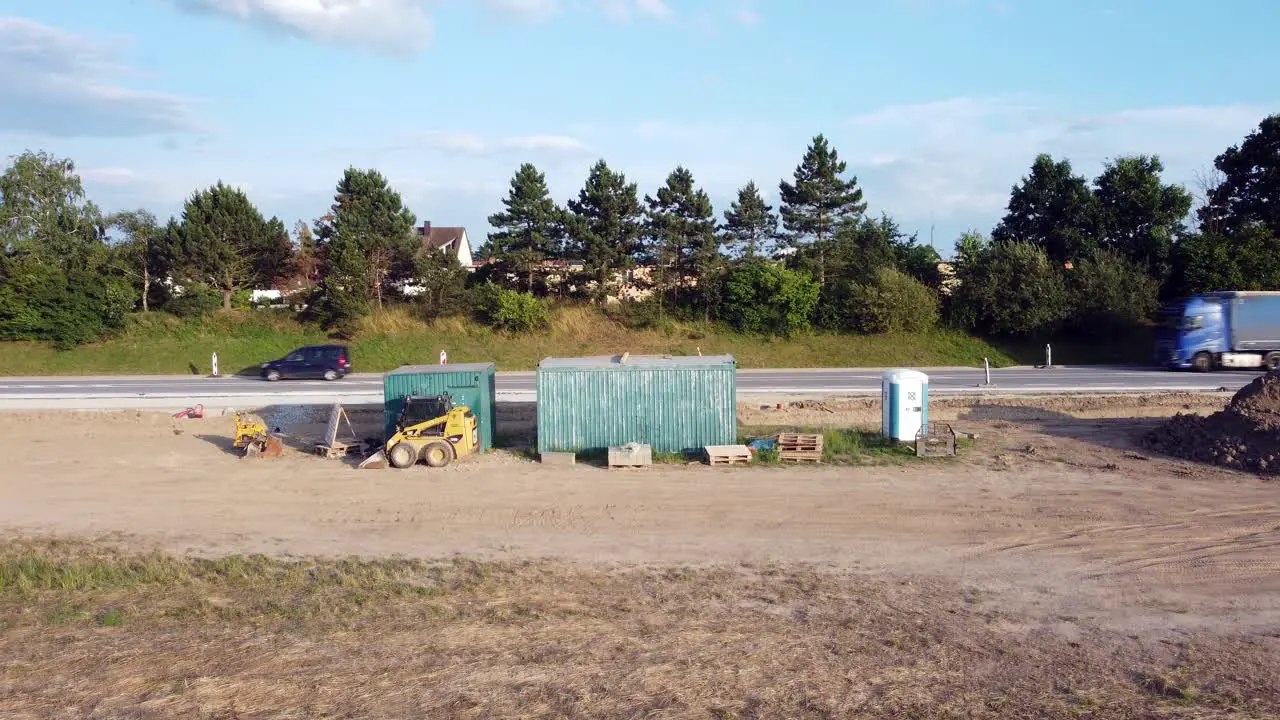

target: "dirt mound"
[1145,370,1280,474]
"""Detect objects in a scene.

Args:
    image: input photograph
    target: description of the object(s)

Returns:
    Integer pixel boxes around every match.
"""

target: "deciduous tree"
[992,154,1098,263]
[0,151,131,347]
[109,209,168,312]
[1092,155,1192,279]
[721,262,819,336]
[1199,114,1280,237]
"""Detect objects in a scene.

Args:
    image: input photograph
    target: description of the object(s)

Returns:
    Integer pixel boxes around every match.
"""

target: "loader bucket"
[358,449,388,469]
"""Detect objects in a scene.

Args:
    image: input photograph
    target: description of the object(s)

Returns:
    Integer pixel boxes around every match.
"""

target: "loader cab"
[398,394,454,432]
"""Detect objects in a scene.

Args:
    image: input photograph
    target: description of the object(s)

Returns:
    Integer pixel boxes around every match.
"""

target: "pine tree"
[778,134,867,285]
[644,166,719,316]
[313,167,416,317]
[565,160,643,304]
[485,163,564,293]
[292,220,321,292]
[720,181,778,260]
[172,182,289,311]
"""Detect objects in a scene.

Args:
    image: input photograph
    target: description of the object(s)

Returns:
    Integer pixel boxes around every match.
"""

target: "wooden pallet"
[315,441,361,458]
[777,432,824,463]
[705,444,752,465]
[779,450,823,463]
[777,433,823,451]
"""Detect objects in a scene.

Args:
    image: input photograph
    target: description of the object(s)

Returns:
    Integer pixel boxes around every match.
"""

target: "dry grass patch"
[1,540,1278,719]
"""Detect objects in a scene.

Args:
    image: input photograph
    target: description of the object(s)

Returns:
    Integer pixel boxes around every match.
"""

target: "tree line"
[1,114,1277,348]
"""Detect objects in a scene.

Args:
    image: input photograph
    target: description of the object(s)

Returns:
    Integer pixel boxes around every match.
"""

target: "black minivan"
[260,345,351,381]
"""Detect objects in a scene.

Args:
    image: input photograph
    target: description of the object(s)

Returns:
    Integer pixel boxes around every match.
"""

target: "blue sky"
[2,0,1277,254]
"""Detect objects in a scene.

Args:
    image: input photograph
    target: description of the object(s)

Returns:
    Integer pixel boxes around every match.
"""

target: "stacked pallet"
[705,444,752,466]
[778,433,823,463]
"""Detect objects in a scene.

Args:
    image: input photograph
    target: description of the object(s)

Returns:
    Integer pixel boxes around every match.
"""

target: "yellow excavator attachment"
[233,413,284,458]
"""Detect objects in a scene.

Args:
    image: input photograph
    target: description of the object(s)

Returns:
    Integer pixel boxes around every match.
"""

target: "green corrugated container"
[536,354,736,454]
[383,363,497,451]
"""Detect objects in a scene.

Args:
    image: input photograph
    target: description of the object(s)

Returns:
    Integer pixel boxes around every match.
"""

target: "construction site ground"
[2,393,1278,718]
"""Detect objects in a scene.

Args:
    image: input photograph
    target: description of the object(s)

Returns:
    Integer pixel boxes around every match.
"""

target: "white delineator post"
[440,350,447,365]
[211,352,219,377]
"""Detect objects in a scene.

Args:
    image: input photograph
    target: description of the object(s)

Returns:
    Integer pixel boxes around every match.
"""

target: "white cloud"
[597,0,674,22]
[635,0,673,21]
[413,130,594,158]
[0,17,203,137]
[840,96,1274,235]
[482,0,559,22]
[734,7,760,25]
[171,0,434,55]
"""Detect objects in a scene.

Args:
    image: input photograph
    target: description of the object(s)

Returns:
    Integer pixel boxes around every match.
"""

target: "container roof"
[386,363,496,375]
[539,354,735,369]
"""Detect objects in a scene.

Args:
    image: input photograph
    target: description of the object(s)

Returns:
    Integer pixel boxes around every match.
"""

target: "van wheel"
[323,369,338,381]
[1192,352,1213,373]
[265,369,281,382]
[1265,352,1280,371]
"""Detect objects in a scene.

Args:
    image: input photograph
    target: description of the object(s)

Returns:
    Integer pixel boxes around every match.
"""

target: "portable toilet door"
[881,369,929,442]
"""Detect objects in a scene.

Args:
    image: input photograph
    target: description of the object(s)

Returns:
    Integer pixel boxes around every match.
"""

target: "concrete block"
[608,443,652,468]
[540,451,576,465]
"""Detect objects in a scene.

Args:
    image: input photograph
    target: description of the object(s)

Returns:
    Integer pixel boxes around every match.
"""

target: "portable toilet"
[881,369,928,442]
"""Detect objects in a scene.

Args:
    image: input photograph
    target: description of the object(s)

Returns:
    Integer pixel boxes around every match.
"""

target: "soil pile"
[1145,369,1280,474]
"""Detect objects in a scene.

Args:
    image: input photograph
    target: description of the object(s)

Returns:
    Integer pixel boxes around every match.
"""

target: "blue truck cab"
[1157,291,1280,372]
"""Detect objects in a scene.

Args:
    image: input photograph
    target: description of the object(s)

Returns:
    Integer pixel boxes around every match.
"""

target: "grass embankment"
[0,306,1152,376]
[1,540,1275,718]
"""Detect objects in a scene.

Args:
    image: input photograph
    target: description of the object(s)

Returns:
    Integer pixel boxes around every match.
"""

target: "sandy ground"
[2,393,1278,643]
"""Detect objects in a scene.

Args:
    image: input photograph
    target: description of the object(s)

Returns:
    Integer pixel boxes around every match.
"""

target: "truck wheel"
[1265,352,1280,371]
[421,441,453,468]
[1192,352,1213,373]
[388,442,418,469]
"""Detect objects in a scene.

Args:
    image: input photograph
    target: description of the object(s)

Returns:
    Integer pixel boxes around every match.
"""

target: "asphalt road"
[0,366,1262,410]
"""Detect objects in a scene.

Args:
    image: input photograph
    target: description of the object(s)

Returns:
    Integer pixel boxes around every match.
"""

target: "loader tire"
[421,441,453,468]
[388,442,418,469]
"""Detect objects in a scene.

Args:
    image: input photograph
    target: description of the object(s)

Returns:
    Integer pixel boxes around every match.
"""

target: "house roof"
[417,224,467,252]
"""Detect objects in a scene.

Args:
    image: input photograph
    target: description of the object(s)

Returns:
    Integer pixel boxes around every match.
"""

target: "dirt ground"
[3,395,1279,718]
[2,393,1276,637]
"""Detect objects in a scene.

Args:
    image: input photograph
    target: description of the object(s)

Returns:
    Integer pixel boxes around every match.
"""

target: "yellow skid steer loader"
[359,393,478,469]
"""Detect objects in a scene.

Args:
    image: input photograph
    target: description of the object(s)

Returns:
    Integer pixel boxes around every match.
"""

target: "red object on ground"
[172,404,205,419]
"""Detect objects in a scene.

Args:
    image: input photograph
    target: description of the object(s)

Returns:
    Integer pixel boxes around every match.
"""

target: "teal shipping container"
[536,354,736,454]
[383,363,497,451]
